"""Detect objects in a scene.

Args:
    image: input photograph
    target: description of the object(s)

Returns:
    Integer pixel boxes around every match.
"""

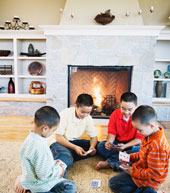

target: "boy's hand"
[86,147,96,156]
[105,141,112,150]
[121,164,133,176]
[14,176,26,193]
[74,145,86,156]
[60,166,65,178]
[89,147,96,155]
[113,143,126,151]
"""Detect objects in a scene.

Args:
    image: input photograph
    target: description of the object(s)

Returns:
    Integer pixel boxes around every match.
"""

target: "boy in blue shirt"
[14,106,76,193]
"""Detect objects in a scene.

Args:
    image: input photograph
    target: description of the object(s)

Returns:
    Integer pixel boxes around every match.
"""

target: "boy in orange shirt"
[109,105,170,193]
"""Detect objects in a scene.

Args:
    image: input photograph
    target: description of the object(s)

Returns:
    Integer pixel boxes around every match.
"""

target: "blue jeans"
[50,139,95,169]
[109,172,157,193]
[97,140,140,170]
[41,180,76,193]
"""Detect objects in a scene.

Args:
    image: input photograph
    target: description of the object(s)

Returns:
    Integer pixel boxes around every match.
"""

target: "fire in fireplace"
[68,65,132,118]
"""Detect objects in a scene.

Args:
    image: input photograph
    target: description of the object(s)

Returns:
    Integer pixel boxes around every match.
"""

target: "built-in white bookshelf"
[153,30,170,105]
[0,30,46,102]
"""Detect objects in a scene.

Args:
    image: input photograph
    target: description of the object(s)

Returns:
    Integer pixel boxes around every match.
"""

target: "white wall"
[60,0,143,25]
[0,0,66,29]
[138,0,170,25]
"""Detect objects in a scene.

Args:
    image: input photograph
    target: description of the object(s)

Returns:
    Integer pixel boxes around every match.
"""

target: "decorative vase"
[155,81,162,98]
[8,78,15,93]
[28,43,34,54]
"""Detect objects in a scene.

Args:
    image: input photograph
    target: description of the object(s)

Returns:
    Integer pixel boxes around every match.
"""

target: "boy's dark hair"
[76,93,93,107]
[34,106,60,128]
[120,92,137,105]
[132,105,157,124]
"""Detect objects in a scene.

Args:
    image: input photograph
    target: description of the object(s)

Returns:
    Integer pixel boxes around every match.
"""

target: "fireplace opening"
[68,65,132,119]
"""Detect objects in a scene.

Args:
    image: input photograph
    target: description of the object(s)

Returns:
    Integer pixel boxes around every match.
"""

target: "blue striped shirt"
[20,132,64,193]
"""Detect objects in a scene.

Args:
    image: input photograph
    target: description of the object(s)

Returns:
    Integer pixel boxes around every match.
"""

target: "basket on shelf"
[29,81,44,94]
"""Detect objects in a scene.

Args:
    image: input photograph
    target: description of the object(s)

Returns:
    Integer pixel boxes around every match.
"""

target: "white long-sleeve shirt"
[20,132,64,193]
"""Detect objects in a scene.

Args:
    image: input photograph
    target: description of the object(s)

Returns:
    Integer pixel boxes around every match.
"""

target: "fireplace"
[68,65,132,118]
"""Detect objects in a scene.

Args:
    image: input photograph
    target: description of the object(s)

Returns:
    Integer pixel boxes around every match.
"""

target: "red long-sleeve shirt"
[130,127,170,190]
[108,108,142,142]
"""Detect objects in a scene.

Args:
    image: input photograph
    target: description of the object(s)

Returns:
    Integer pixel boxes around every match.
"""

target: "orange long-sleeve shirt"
[130,127,170,190]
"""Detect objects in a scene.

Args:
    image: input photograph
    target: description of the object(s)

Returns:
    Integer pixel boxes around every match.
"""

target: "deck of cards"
[90,180,101,188]
[111,144,121,148]
[119,151,130,162]
[119,164,128,170]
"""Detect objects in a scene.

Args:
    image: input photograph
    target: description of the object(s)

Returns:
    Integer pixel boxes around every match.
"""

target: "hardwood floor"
[0,116,169,142]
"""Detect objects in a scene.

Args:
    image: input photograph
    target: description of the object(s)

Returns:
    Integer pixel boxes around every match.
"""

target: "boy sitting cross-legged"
[48,93,98,170]
[14,106,76,193]
[109,105,170,193]
[96,92,142,171]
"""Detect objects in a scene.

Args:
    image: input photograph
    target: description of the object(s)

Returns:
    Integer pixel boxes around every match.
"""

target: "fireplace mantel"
[40,25,164,36]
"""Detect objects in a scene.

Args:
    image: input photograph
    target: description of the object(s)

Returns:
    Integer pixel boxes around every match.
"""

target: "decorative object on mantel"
[164,72,170,79]
[154,69,161,78]
[29,81,44,94]
[155,81,162,98]
[8,78,15,94]
[20,43,46,57]
[28,61,43,76]
[94,9,115,25]
[71,13,74,19]
[138,9,142,15]
[150,6,154,13]
[125,11,130,17]
[0,16,35,30]
[0,50,11,57]
[0,65,12,75]
[59,8,63,14]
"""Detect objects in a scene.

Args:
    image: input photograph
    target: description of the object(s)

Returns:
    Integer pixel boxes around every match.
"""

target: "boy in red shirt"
[109,105,170,193]
[96,92,142,171]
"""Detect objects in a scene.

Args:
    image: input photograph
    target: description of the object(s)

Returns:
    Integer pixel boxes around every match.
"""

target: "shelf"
[152,97,170,105]
[0,75,15,78]
[0,93,46,102]
[18,75,46,79]
[155,59,170,62]
[0,31,47,102]
[0,57,14,60]
[17,57,46,60]
[154,78,170,82]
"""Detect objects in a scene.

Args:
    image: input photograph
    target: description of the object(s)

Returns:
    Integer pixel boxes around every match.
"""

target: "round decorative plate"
[154,69,161,78]
[28,61,43,75]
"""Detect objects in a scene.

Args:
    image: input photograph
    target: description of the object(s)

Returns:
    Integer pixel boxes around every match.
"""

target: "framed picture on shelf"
[166,83,170,98]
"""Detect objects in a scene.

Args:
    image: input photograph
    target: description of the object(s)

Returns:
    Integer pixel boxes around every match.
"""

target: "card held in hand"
[119,151,130,162]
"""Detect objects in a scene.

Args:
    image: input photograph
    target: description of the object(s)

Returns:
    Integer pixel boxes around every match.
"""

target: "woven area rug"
[0,140,170,193]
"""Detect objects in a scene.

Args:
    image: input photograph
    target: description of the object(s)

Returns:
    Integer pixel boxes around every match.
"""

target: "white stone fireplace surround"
[41,25,165,122]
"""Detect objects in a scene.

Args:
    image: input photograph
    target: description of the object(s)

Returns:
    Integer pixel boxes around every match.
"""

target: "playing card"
[85,149,93,155]
[90,180,101,188]
[57,160,67,170]
[119,151,130,162]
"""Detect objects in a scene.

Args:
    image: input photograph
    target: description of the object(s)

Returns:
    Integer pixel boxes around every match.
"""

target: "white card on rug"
[90,180,101,188]
[119,152,130,162]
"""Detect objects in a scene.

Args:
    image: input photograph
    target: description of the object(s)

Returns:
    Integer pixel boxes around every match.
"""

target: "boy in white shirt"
[49,94,98,169]
[15,106,76,193]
